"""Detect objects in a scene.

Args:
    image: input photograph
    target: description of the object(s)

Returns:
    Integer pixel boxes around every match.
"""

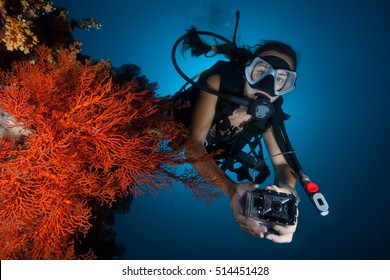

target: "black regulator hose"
[273,119,330,216]
[171,31,252,108]
[232,10,240,46]
[171,31,230,85]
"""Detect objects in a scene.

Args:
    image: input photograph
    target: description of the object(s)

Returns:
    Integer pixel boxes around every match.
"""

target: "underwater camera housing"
[245,189,298,226]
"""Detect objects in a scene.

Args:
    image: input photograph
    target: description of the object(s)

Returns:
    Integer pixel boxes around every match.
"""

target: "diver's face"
[244,50,295,102]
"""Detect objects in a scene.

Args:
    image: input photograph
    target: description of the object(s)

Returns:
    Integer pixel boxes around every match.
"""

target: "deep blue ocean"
[53,0,390,259]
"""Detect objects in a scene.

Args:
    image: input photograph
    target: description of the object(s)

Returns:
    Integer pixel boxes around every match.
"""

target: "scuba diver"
[171,11,329,243]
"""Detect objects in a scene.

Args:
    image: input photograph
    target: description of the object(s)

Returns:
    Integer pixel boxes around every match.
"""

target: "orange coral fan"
[0,46,220,259]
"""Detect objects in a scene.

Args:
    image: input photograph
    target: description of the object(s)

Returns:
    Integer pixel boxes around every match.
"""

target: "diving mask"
[245,56,297,96]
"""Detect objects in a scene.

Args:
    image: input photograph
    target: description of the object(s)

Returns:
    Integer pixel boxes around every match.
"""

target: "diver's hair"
[253,41,298,70]
[180,27,252,64]
[179,27,297,69]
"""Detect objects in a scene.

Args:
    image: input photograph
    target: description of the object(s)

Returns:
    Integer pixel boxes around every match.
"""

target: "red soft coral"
[0,46,220,259]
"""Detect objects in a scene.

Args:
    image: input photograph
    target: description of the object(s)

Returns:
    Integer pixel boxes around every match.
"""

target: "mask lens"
[245,57,297,96]
[250,60,270,83]
[275,69,296,95]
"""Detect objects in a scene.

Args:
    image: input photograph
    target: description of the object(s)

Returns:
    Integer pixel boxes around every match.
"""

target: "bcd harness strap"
[212,128,271,184]
[206,98,289,184]
[173,61,289,185]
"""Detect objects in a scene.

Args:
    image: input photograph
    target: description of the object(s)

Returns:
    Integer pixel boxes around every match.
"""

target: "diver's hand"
[229,182,268,238]
[263,185,299,244]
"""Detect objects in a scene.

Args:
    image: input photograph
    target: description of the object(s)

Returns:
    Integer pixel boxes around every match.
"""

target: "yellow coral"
[21,0,54,14]
[0,1,56,53]
[2,15,38,54]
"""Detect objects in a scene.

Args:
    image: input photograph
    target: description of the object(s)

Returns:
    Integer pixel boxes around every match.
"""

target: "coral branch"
[0,45,218,259]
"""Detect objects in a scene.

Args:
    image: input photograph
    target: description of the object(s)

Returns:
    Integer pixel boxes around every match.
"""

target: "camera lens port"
[271,201,283,213]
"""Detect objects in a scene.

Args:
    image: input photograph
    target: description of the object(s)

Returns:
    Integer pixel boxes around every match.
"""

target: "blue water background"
[53,0,390,259]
